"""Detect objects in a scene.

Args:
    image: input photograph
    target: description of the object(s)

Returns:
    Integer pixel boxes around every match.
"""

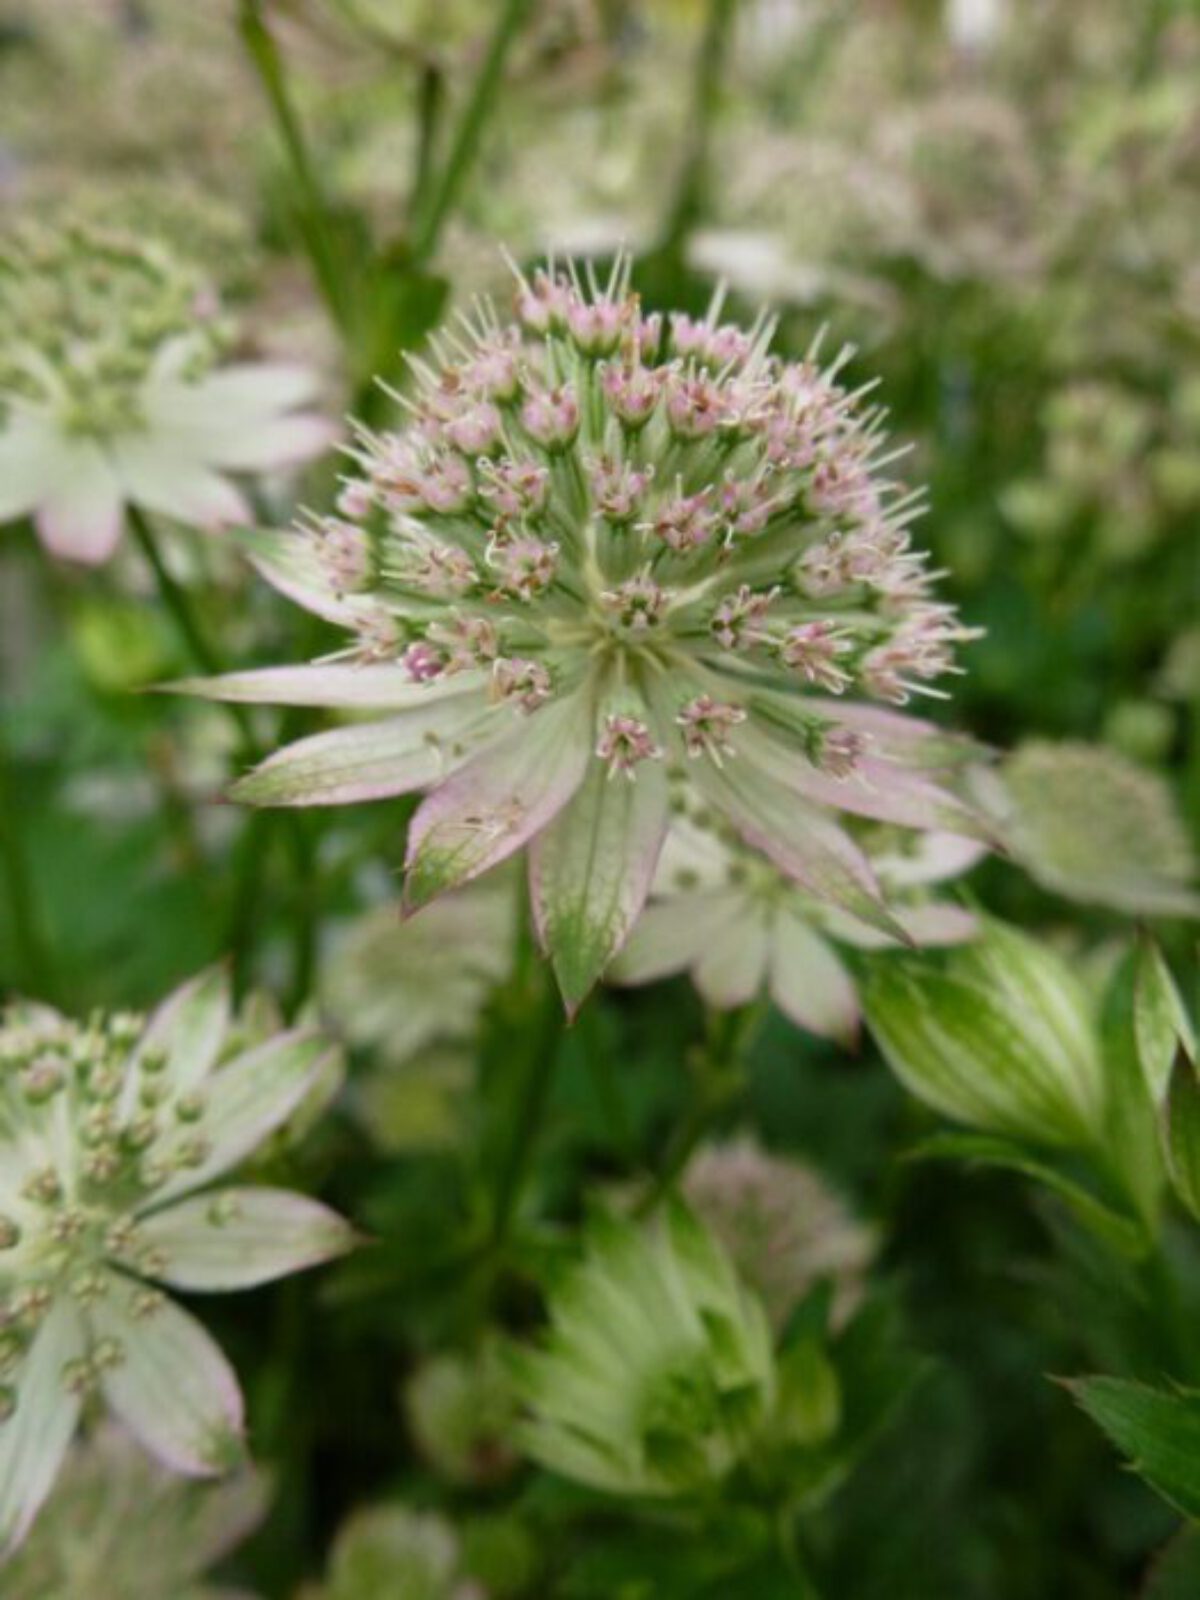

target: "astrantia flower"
[184,257,981,1008]
[0,1423,269,1600]
[510,1203,776,1497]
[611,793,983,1044]
[0,969,352,1552]
[982,740,1199,919]
[682,1140,876,1334]
[300,1505,481,1600]
[0,219,332,564]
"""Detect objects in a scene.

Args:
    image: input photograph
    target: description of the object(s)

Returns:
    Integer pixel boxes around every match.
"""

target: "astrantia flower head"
[187,256,983,1008]
[0,217,332,563]
[682,1140,876,1334]
[301,1504,480,1600]
[510,1203,776,1497]
[611,793,983,1043]
[0,1424,269,1600]
[0,969,352,1552]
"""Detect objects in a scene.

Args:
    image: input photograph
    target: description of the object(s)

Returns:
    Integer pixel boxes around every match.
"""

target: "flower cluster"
[188,258,982,1008]
[0,1424,269,1600]
[0,969,352,1552]
[0,216,331,563]
[682,1141,876,1334]
[510,1203,776,1497]
[611,791,983,1042]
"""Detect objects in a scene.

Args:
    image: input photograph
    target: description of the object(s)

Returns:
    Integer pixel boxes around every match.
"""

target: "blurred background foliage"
[0,1,1197,1596]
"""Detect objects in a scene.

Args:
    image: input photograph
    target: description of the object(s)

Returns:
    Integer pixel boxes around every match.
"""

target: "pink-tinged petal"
[186,414,337,472]
[404,691,593,914]
[0,1297,85,1554]
[608,891,743,987]
[149,363,322,425]
[230,695,497,807]
[235,526,373,626]
[825,901,978,950]
[138,1187,356,1291]
[93,1285,244,1476]
[170,664,484,710]
[876,831,990,889]
[745,723,992,841]
[122,966,231,1117]
[769,911,860,1046]
[110,438,250,531]
[530,753,670,1012]
[687,730,906,943]
[146,1032,338,1206]
[0,411,62,527]
[34,439,124,564]
[692,901,770,1009]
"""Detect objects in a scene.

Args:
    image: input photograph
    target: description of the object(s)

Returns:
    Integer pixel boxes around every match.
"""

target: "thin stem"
[0,712,57,1000]
[409,60,446,225]
[637,1000,763,1216]
[126,508,257,760]
[489,966,563,1253]
[237,0,347,327]
[657,0,738,259]
[128,508,319,1005]
[409,0,533,264]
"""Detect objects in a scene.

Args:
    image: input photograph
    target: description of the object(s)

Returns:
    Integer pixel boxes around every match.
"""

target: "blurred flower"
[186,257,982,1009]
[0,219,332,564]
[321,876,514,1068]
[681,1139,876,1334]
[0,968,352,1552]
[510,1203,775,1497]
[405,1342,518,1487]
[0,1422,269,1600]
[299,1505,481,1600]
[985,740,1198,918]
[611,791,982,1043]
[865,917,1107,1149]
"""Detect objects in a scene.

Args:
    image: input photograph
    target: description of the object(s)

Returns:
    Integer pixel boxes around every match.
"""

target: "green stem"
[237,0,347,327]
[409,0,533,264]
[127,508,257,760]
[637,1000,763,1216]
[409,60,446,225]
[657,0,738,259]
[0,711,57,1000]
[489,965,563,1253]
[128,509,319,1005]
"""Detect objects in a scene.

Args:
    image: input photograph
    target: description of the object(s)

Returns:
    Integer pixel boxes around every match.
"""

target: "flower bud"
[865,918,1105,1148]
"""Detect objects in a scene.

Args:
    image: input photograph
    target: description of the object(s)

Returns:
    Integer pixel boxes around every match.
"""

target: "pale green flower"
[611,790,982,1043]
[183,257,983,1010]
[511,1203,776,1497]
[0,970,353,1552]
[0,220,332,564]
[405,1342,518,1487]
[988,740,1198,918]
[0,1423,268,1600]
[300,1506,481,1600]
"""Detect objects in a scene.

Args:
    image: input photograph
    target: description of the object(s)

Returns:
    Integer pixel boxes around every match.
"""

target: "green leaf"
[908,1130,1151,1257]
[1143,1527,1200,1599]
[530,754,669,1013]
[1066,1376,1200,1519]
[1164,1051,1200,1222]
[1136,938,1197,1106]
[1101,951,1167,1233]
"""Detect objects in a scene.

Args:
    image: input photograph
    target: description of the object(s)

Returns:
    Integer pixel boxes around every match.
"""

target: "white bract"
[611,795,984,1043]
[0,969,352,1553]
[0,220,332,564]
[183,257,982,1009]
